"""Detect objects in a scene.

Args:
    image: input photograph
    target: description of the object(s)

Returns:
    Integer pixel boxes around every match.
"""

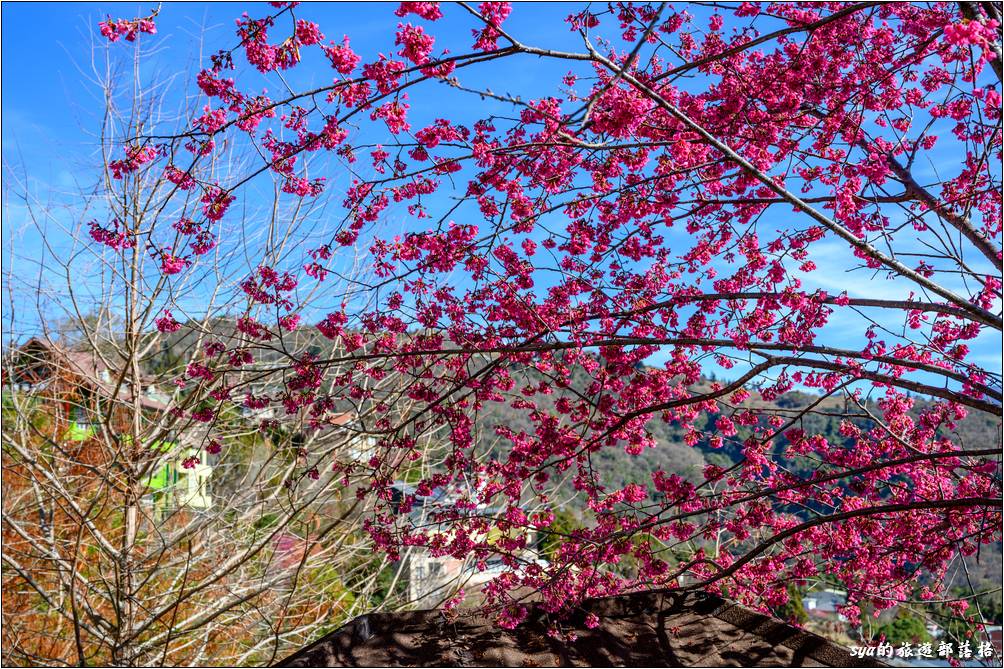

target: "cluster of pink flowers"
[108,144,159,179]
[395,2,442,21]
[159,252,190,276]
[315,311,348,341]
[186,362,215,382]
[200,185,235,221]
[237,316,272,341]
[943,17,1000,49]
[395,23,436,64]
[282,176,326,197]
[99,14,156,42]
[303,245,333,282]
[371,100,411,134]
[362,57,408,95]
[279,314,300,331]
[295,19,324,46]
[89,219,136,250]
[194,106,228,134]
[172,217,217,255]
[471,2,512,51]
[190,230,217,255]
[240,265,298,308]
[155,310,182,333]
[415,119,467,148]
[164,165,197,190]
[191,407,215,423]
[322,36,361,75]
[235,13,327,73]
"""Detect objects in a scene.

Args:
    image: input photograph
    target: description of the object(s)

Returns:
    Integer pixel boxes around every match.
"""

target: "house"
[144,439,214,513]
[324,411,377,462]
[986,625,1003,656]
[7,338,214,513]
[7,337,169,441]
[406,548,466,606]
[387,483,546,608]
[276,589,885,667]
[275,406,379,465]
[804,588,848,622]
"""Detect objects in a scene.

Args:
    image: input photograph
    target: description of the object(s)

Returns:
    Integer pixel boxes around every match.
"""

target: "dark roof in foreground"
[276,590,883,667]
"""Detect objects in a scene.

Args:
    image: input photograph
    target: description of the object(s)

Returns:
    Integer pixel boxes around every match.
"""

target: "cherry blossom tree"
[7,0,1003,661]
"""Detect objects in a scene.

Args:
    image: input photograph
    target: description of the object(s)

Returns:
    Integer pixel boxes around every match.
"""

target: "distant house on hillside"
[7,337,214,514]
[986,625,1003,656]
[323,411,377,462]
[279,408,379,465]
[7,337,169,440]
[270,530,322,586]
[804,588,848,622]
[385,481,546,607]
[144,438,215,515]
[407,548,545,608]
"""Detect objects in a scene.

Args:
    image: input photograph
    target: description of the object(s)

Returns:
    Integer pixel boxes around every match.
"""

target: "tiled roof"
[276,590,884,667]
[13,337,168,411]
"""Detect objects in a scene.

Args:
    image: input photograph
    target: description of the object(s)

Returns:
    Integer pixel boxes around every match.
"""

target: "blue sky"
[0,3,590,333]
[2,3,1000,395]
[1,2,579,153]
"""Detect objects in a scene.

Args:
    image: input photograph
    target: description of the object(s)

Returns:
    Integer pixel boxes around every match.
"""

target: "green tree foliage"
[538,508,579,561]
[777,584,809,625]
[872,610,932,645]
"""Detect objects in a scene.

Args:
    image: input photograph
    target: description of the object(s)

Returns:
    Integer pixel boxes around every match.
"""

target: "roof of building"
[276,589,884,668]
[12,337,168,411]
[326,412,355,427]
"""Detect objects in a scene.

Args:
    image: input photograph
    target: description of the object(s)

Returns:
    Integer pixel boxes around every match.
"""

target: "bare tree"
[0,23,432,667]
